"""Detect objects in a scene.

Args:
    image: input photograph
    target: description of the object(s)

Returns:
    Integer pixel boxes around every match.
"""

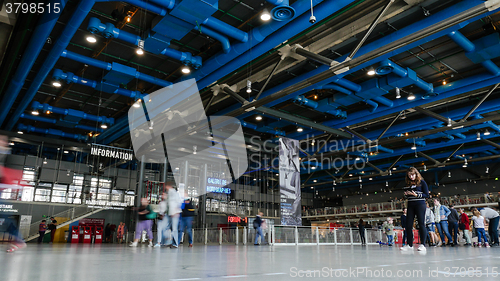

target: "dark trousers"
[448,221,459,244]
[402,229,407,245]
[406,200,427,247]
[359,228,365,244]
[38,231,45,243]
[488,216,499,245]
[50,230,56,242]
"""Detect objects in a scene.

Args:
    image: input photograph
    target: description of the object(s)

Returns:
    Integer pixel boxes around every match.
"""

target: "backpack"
[253,219,259,229]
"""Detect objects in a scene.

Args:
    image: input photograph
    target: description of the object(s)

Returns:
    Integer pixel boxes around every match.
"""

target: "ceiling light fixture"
[442,80,447,85]
[17,131,23,134]
[126,15,132,22]
[136,48,144,55]
[386,181,388,187]
[359,176,362,183]
[477,132,481,140]
[45,110,50,114]
[246,80,252,93]
[367,68,376,76]
[313,179,317,183]
[311,166,316,170]
[484,129,490,136]
[447,117,452,127]
[448,171,451,178]
[255,115,262,121]
[43,158,48,164]
[462,159,468,168]
[86,34,97,43]
[486,167,489,173]
[193,145,197,155]
[181,66,191,74]
[100,124,107,129]
[31,110,39,116]
[133,99,142,108]
[411,138,417,150]
[9,142,14,146]
[53,81,62,87]
[395,87,401,99]
[424,165,427,171]
[137,39,144,55]
[407,93,416,100]
[297,127,303,132]
[64,150,69,154]
[260,9,271,21]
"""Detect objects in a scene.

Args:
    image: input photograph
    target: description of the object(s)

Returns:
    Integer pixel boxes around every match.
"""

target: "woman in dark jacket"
[358,219,366,245]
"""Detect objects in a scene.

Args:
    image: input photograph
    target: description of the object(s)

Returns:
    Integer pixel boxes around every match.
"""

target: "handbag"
[459,223,466,230]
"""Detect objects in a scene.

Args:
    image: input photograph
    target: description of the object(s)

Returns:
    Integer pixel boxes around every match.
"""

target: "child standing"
[471,210,490,247]
[383,217,395,246]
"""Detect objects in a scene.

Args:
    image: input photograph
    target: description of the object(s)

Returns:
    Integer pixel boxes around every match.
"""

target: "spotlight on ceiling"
[246,80,252,93]
[367,68,376,76]
[484,129,490,136]
[181,66,191,74]
[297,127,303,132]
[442,80,447,85]
[255,115,262,121]
[447,117,452,127]
[9,142,14,146]
[133,99,142,108]
[477,132,481,140]
[31,110,39,116]
[17,131,23,134]
[101,124,107,129]
[462,159,468,168]
[411,144,417,150]
[86,34,97,43]
[448,171,451,178]
[43,158,47,164]
[260,9,271,21]
[395,87,401,99]
[136,48,144,55]
[52,81,62,87]
[407,93,416,100]
[486,167,489,173]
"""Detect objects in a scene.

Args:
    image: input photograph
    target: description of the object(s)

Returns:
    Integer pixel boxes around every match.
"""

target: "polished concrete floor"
[1,243,499,280]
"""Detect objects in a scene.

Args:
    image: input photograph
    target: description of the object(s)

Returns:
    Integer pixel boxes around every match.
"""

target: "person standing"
[472,209,490,247]
[357,218,366,245]
[400,209,407,246]
[154,193,168,248]
[253,212,266,245]
[480,207,499,246]
[425,202,439,246]
[448,205,460,246]
[116,222,126,244]
[104,223,111,243]
[178,198,196,247]
[458,208,471,246]
[166,183,182,248]
[48,217,58,244]
[400,167,429,252]
[38,220,47,244]
[129,198,155,247]
[433,198,453,246]
[383,217,395,246]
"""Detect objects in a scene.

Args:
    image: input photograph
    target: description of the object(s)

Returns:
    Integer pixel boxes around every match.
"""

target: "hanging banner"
[279,137,302,226]
[90,144,134,160]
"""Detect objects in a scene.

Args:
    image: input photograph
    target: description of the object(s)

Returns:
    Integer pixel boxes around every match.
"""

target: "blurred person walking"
[165,183,182,248]
[458,208,471,246]
[129,198,155,247]
[154,193,168,248]
[253,212,266,245]
[38,220,47,244]
[178,198,196,247]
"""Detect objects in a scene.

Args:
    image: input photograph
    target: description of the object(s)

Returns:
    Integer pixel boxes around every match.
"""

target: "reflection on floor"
[1,244,499,280]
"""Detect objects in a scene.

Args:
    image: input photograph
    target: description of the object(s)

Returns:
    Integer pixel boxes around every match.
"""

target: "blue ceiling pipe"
[448,30,500,76]
[144,0,175,10]
[5,0,97,131]
[31,101,114,125]
[376,59,434,94]
[19,113,104,133]
[240,121,285,136]
[191,0,347,86]
[53,69,144,99]
[60,50,172,87]
[198,26,231,54]
[87,17,202,68]
[318,84,378,113]
[0,0,68,127]
[18,124,89,141]
[265,0,296,21]
[293,95,347,119]
[215,1,490,123]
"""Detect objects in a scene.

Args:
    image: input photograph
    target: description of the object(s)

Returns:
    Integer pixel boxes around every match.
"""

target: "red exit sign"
[228,216,247,223]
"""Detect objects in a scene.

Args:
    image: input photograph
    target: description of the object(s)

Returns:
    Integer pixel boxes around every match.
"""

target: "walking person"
[154,193,168,248]
[129,198,155,247]
[116,222,126,244]
[178,198,196,247]
[480,207,499,246]
[253,212,266,245]
[448,205,460,246]
[433,198,453,246]
[38,220,47,244]
[458,208,471,246]
[400,167,429,252]
[165,182,182,248]
[48,217,58,244]
[401,209,407,246]
[357,218,366,245]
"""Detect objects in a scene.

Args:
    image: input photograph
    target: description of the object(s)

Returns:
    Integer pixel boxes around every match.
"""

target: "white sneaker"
[129,242,138,247]
[400,245,413,251]
[148,241,153,247]
[417,245,426,252]
[153,243,161,248]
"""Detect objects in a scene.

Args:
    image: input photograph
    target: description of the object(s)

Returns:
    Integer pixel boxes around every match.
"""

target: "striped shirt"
[402,180,429,202]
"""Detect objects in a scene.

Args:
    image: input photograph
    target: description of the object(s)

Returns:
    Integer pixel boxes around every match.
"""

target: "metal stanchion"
[350,228,353,245]
[295,226,298,245]
[235,228,239,245]
[316,227,319,245]
[243,226,247,245]
[205,228,207,245]
[219,228,222,245]
[334,228,337,245]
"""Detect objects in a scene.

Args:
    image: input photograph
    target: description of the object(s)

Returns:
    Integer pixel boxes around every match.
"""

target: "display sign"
[206,177,231,194]
[90,144,134,160]
[85,200,128,209]
[0,204,18,213]
[228,216,247,223]
[79,218,105,226]
[279,137,302,226]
